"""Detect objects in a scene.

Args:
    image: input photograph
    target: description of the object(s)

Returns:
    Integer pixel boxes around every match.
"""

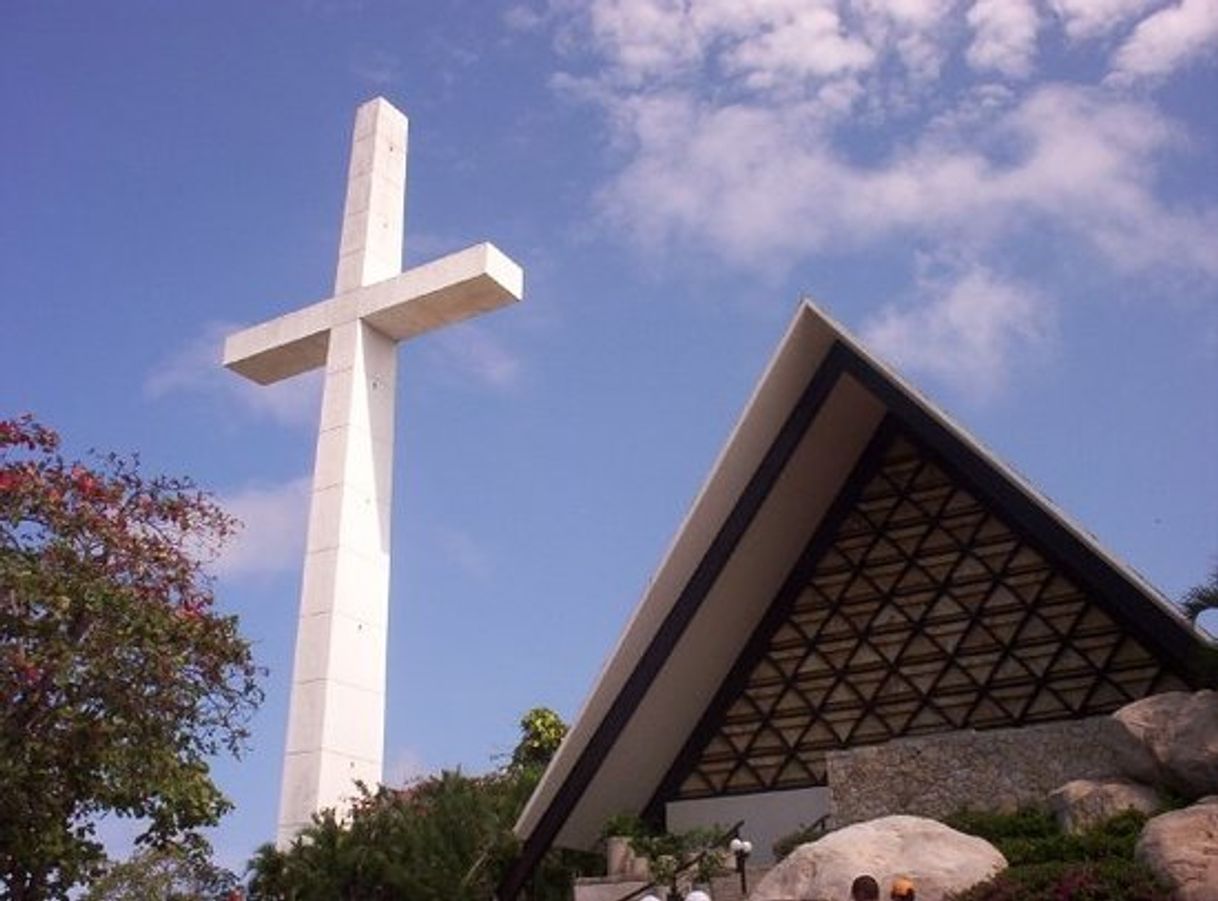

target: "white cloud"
[214,476,312,580]
[577,0,909,90]
[598,94,838,265]
[597,83,1218,275]
[351,49,405,86]
[851,0,957,83]
[551,0,1218,268]
[146,322,322,427]
[564,0,1218,93]
[1109,0,1218,82]
[504,3,547,32]
[966,0,1042,76]
[569,0,950,95]
[426,322,523,391]
[541,0,1218,401]
[434,525,493,579]
[721,6,876,88]
[584,0,704,82]
[1048,0,1163,39]
[862,264,1054,399]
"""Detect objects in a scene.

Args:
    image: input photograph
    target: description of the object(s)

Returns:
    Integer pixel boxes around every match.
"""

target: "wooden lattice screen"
[673,430,1189,800]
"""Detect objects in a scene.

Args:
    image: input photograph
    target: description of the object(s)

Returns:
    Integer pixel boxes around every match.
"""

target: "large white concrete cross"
[222,97,522,846]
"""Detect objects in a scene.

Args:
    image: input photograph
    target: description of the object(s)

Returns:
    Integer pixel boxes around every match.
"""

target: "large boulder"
[1048,778,1164,834]
[750,815,1006,901]
[1111,691,1218,798]
[1135,796,1218,900]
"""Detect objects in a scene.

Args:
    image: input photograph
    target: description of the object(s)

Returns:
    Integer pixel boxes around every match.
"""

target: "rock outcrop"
[750,815,1006,901]
[1048,778,1164,834]
[1135,796,1218,901]
[1111,690,1218,798]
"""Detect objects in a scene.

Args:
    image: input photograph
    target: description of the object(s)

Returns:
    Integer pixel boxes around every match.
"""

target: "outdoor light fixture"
[685,891,711,901]
[728,837,753,894]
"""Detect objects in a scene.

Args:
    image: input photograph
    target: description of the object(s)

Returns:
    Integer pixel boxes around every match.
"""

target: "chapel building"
[497,301,1212,900]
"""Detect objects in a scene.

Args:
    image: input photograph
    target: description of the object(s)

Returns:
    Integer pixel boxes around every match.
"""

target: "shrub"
[599,812,651,841]
[945,807,1147,867]
[629,826,731,890]
[245,709,598,901]
[945,807,1171,900]
[949,859,1171,901]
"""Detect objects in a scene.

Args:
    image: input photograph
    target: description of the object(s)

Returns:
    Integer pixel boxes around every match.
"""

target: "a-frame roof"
[497,300,1210,900]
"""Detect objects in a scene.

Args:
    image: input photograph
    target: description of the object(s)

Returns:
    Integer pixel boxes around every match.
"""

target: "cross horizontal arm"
[223,242,523,385]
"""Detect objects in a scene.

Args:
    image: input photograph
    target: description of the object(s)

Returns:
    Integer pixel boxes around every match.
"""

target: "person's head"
[890,876,916,900]
[850,874,880,901]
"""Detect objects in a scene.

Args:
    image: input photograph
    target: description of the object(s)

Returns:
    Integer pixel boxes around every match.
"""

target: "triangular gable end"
[643,422,1191,815]
[497,302,1211,900]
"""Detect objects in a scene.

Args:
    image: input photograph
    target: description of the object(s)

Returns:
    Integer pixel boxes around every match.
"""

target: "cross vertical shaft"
[277,100,406,845]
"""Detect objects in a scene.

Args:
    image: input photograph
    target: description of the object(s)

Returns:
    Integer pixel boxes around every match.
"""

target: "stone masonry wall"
[826,716,1123,827]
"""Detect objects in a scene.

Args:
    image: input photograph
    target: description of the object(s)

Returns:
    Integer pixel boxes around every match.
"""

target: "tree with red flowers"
[0,416,262,900]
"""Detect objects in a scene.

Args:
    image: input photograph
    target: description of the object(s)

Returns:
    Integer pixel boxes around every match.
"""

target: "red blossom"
[0,469,20,493]
[177,604,203,622]
[69,464,102,499]
[0,414,58,453]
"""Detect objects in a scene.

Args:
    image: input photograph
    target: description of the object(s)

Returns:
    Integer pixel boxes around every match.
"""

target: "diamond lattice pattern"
[677,432,1188,799]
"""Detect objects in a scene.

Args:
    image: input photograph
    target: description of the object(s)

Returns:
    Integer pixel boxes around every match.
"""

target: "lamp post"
[728,837,753,895]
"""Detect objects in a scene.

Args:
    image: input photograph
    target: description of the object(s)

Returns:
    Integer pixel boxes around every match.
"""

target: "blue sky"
[3,0,1216,871]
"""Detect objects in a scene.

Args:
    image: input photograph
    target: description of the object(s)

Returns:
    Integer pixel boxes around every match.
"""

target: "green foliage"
[246,709,595,901]
[246,775,527,901]
[945,807,1058,845]
[510,708,568,774]
[630,825,731,890]
[0,416,261,900]
[771,816,831,860]
[599,812,651,840]
[1181,563,1218,686]
[944,807,1146,867]
[596,815,734,889]
[949,859,1171,901]
[1181,562,1218,623]
[945,807,1171,900]
[82,845,238,900]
